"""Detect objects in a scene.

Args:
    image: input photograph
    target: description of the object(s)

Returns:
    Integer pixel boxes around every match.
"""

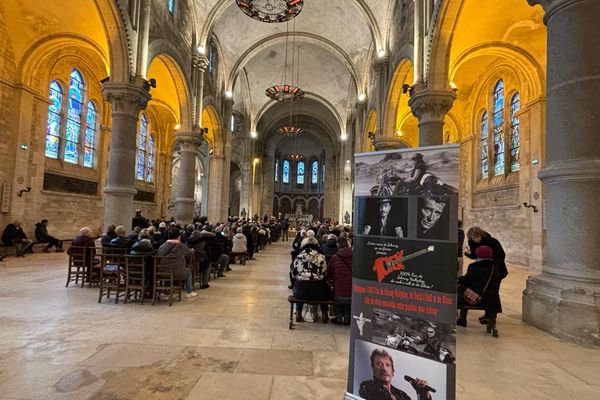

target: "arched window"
[311,161,319,184]
[297,161,305,184]
[147,134,155,183]
[64,68,84,164]
[492,80,505,176]
[510,92,521,172]
[84,101,97,168]
[274,159,279,182]
[168,0,174,14]
[282,160,290,184]
[480,111,489,178]
[45,81,63,159]
[136,113,149,181]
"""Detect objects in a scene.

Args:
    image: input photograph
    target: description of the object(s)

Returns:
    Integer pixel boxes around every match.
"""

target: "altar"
[285,213,313,228]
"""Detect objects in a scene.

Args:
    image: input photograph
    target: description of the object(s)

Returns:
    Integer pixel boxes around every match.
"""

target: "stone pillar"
[136,0,151,78]
[523,0,600,346]
[220,98,234,221]
[102,83,151,228]
[373,58,389,146]
[408,87,455,146]
[193,55,209,128]
[207,154,224,222]
[261,155,275,217]
[174,132,201,225]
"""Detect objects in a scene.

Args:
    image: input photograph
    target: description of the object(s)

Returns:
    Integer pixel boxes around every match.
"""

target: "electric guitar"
[372,246,435,282]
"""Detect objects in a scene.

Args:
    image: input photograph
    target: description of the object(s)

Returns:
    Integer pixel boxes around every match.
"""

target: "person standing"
[131,209,149,230]
[281,218,289,242]
[35,219,64,252]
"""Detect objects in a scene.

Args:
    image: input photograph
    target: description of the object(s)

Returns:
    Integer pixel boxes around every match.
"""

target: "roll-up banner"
[345,145,459,400]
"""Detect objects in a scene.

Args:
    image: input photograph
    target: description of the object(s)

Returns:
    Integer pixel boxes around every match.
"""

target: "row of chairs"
[66,246,193,306]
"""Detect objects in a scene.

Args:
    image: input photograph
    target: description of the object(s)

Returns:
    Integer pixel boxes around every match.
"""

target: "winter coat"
[320,239,338,264]
[157,240,193,280]
[458,258,502,313]
[291,244,328,281]
[101,232,118,246]
[466,233,508,279]
[68,235,97,266]
[109,236,133,251]
[328,246,353,298]
[130,239,154,255]
[1,224,27,245]
[232,233,247,253]
[34,223,50,242]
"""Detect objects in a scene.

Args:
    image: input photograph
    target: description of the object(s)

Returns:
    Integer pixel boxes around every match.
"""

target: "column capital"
[408,88,456,123]
[175,131,202,152]
[528,0,583,23]
[102,82,151,115]
[372,137,407,151]
[193,55,210,72]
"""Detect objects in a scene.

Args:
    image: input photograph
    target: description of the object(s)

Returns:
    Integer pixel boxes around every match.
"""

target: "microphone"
[404,375,436,393]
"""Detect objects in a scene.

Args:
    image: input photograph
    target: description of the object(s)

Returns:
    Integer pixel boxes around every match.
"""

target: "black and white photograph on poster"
[354,147,459,197]
[371,308,456,364]
[352,339,449,400]
[416,196,451,241]
[356,197,409,238]
[352,236,457,293]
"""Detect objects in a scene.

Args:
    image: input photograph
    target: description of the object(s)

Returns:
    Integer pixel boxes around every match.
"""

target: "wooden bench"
[287,295,351,330]
[0,238,71,257]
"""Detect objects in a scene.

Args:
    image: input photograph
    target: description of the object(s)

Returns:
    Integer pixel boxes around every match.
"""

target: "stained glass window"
[311,161,318,184]
[297,161,305,184]
[65,69,84,164]
[275,159,279,182]
[282,160,290,184]
[322,163,326,184]
[147,134,155,182]
[481,111,489,178]
[492,80,505,176]
[168,0,174,14]
[510,92,520,172]
[136,113,148,180]
[45,81,63,159]
[84,101,96,168]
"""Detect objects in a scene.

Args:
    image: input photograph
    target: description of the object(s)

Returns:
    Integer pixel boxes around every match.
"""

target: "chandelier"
[277,125,304,136]
[266,84,305,102]
[236,0,304,23]
[265,18,304,103]
[287,153,304,162]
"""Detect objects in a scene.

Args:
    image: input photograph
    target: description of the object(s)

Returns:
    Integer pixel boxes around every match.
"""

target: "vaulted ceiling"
[195,0,396,138]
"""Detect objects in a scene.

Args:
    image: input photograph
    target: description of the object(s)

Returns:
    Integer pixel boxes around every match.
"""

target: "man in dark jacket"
[320,234,338,264]
[35,219,63,252]
[2,221,33,257]
[362,198,405,238]
[281,218,289,242]
[157,229,196,297]
[101,225,118,246]
[131,210,148,230]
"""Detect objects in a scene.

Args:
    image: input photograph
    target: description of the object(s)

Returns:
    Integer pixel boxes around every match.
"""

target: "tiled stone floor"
[0,241,599,399]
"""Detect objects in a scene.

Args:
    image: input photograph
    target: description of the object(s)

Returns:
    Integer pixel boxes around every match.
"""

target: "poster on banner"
[346,145,459,400]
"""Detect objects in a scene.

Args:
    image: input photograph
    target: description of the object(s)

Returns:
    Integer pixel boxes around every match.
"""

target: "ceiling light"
[266,84,305,102]
[449,81,458,92]
[250,131,258,138]
[396,130,403,137]
[341,133,348,141]
[197,46,206,55]
[277,125,304,136]
[346,160,350,164]
[236,0,304,23]
[174,124,181,131]
[357,94,367,103]
[377,50,386,58]
[224,90,233,99]
[288,153,304,162]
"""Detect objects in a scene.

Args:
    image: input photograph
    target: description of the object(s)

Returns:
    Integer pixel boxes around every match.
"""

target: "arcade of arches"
[1,0,600,395]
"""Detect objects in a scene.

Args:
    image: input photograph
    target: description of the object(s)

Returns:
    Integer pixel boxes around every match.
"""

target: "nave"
[0,241,598,399]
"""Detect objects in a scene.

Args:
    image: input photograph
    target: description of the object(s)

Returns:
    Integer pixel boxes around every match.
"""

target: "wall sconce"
[523,202,538,213]
[402,84,412,94]
[449,81,458,92]
[17,187,31,197]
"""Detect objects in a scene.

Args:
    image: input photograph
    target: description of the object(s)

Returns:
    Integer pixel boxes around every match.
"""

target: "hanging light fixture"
[277,125,304,136]
[287,153,304,162]
[266,19,305,102]
[236,0,304,23]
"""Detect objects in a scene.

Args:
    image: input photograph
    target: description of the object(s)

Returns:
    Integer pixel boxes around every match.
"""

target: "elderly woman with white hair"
[291,236,331,323]
[67,227,98,265]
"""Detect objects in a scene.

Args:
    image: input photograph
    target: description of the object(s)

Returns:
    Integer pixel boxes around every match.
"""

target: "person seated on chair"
[456,245,502,337]
[187,230,210,289]
[157,229,196,298]
[35,219,64,252]
[291,237,331,323]
[131,229,155,292]
[1,221,34,257]
[109,225,133,251]
[327,237,352,325]
[231,227,248,264]
[101,225,118,246]
[320,233,338,264]
[67,227,98,269]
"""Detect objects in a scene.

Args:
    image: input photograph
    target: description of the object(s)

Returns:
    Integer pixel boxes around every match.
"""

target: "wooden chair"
[66,246,91,288]
[97,247,127,304]
[124,255,147,304]
[152,255,182,306]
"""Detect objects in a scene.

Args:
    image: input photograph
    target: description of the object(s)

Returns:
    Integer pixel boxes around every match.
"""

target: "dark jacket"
[132,215,148,230]
[328,246,352,298]
[130,239,154,255]
[359,379,412,400]
[2,224,27,245]
[466,234,508,279]
[320,239,338,264]
[68,234,97,266]
[458,258,502,313]
[157,240,193,280]
[109,236,133,251]
[187,235,209,271]
[200,231,221,262]
[34,223,50,242]
[101,231,118,246]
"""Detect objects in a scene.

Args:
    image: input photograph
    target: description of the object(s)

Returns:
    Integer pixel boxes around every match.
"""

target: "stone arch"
[147,54,193,132]
[362,109,377,152]
[94,0,131,82]
[383,59,417,144]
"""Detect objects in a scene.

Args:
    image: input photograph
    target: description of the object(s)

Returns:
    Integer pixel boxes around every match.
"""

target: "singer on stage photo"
[359,348,433,400]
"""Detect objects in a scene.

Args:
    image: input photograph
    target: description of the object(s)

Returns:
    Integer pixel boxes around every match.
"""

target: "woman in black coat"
[457,245,502,337]
[464,227,508,279]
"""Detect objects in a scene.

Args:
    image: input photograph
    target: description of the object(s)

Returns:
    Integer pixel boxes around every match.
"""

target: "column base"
[523,273,600,346]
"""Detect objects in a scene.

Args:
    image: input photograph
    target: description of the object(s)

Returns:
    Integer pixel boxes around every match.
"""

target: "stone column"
[261,155,275,217]
[373,58,389,150]
[207,154,224,222]
[523,0,600,346]
[102,83,151,229]
[220,98,234,221]
[135,0,151,78]
[174,132,201,225]
[193,55,209,128]
[408,87,455,146]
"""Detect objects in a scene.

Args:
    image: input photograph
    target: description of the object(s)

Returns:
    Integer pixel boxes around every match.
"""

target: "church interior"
[0,0,599,399]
